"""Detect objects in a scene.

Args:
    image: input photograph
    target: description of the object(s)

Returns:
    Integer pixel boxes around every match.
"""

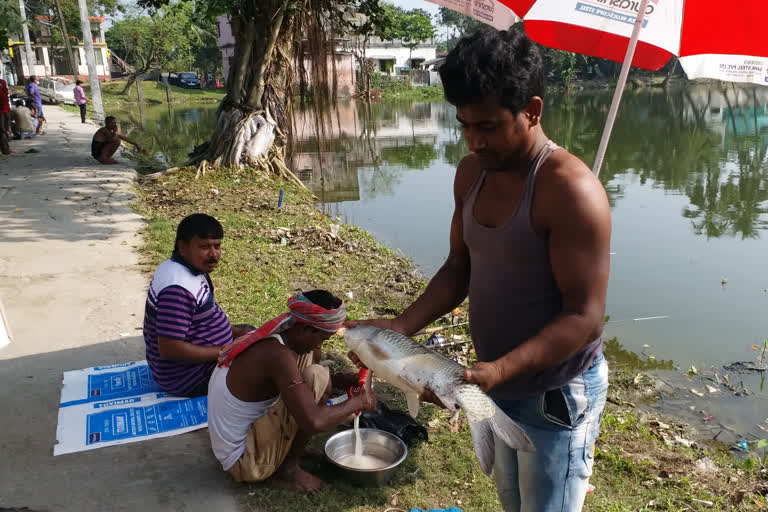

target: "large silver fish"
[344,325,535,475]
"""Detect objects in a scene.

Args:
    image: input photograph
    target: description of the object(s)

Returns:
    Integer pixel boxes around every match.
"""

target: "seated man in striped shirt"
[143,213,253,396]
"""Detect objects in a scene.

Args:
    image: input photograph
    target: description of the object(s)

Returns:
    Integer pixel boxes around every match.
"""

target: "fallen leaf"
[14,208,22,212]
[690,388,705,397]
[706,385,719,394]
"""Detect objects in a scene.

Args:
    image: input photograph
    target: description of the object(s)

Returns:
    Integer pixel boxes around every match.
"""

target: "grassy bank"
[136,166,768,511]
[18,80,226,121]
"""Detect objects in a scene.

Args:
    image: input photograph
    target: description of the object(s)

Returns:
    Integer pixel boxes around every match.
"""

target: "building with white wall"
[364,36,437,76]
[7,16,111,80]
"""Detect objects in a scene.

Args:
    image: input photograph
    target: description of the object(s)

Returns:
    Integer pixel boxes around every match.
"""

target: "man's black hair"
[174,213,224,250]
[439,29,544,115]
[104,115,116,124]
[15,100,24,108]
[302,290,342,310]
[29,75,36,83]
[75,80,82,85]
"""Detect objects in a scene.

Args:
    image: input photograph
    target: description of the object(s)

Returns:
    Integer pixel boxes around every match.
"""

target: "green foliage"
[0,0,21,45]
[368,72,409,92]
[438,6,491,52]
[105,2,218,74]
[399,8,434,54]
[380,143,437,170]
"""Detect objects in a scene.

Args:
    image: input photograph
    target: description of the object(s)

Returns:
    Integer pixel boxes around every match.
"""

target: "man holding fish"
[346,29,611,512]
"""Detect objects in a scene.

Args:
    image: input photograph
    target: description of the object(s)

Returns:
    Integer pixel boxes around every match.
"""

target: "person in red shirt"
[0,78,10,155]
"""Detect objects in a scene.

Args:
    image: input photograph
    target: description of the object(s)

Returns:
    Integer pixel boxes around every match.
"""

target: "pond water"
[119,86,768,442]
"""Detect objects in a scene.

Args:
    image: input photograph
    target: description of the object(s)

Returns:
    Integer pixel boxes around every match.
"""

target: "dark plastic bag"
[347,400,428,446]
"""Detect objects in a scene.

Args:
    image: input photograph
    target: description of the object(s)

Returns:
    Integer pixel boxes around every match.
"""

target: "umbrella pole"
[592,0,650,176]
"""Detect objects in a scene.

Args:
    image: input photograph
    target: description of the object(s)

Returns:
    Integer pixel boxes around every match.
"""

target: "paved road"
[0,106,242,512]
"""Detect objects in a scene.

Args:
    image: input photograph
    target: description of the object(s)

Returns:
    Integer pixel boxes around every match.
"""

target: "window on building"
[91,30,101,43]
[95,49,104,65]
[34,47,44,65]
[378,59,393,73]
[215,22,220,37]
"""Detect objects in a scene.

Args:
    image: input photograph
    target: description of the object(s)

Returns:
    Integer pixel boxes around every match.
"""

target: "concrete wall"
[216,16,236,82]
[299,53,357,98]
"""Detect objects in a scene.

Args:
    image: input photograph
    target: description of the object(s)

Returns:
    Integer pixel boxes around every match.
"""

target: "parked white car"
[38,77,76,105]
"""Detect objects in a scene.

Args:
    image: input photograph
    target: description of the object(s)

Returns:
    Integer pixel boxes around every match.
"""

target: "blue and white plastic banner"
[54,361,208,456]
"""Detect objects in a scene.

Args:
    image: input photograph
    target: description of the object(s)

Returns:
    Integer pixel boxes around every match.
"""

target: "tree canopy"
[0,0,20,46]
[105,2,218,75]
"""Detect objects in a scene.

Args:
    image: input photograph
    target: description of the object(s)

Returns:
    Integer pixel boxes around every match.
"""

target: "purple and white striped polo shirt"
[143,253,233,395]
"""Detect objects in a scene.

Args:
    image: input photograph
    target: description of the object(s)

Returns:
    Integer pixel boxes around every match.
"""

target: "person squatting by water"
[207,290,376,493]
[143,214,257,397]
[91,115,146,164]
[347,29,612,512]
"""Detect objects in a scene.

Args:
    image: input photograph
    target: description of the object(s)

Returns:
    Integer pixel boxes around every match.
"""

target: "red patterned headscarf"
[218,291,346,367]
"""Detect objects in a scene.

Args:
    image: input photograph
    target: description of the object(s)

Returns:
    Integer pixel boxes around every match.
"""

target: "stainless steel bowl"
[324,428,408,486]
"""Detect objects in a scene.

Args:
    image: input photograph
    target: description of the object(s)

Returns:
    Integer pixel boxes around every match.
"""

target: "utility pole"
[53,0,79,80]
[18,0,36,79]
[77,0,104,123]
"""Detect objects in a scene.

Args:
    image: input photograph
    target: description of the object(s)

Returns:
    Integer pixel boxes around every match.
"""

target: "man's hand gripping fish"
[344,325,535,475]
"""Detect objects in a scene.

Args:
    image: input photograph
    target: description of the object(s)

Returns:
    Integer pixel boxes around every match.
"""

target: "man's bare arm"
[466,158,611,391]
[272,350,376,433]
[157,335,223,362]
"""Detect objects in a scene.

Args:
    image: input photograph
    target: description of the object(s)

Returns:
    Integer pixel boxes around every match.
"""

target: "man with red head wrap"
[208,290,376,493]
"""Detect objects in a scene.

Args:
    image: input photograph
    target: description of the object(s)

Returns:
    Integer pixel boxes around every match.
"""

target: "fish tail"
[490,405,535,454]
[468,417,496,476]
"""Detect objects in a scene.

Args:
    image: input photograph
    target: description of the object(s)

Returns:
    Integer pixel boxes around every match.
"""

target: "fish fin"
[490,405,535,453]
[405,392,421,418]
[468,418,495,476]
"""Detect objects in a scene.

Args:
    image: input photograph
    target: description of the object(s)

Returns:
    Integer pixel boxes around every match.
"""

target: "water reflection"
[113,103,219,167]
[287,85,768,243]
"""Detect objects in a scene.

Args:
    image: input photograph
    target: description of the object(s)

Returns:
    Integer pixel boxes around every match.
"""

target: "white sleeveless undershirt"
[207,334,284,471]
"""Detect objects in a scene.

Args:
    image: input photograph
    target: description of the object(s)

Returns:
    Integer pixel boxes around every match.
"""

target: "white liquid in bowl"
[336,453,388,470]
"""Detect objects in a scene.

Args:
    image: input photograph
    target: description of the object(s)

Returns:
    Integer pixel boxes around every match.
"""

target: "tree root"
[140,166,183,181]
[195,160,208,180]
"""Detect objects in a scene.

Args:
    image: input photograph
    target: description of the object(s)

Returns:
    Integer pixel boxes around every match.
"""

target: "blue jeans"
[492,353,608,512]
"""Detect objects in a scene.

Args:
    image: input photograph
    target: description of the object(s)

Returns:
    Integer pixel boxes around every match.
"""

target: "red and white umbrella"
[499,0,768,175]
[426,0,519,31]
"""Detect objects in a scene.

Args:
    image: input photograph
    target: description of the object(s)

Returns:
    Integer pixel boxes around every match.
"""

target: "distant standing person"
[0,77,10,154]
[91,115,145,164]
[25,76,42,119]
[73,80,87,123]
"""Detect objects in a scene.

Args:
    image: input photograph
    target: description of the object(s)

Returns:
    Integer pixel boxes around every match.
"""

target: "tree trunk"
[661,58,678,89]
[121,73,139,95]
[198,2,292,171]
[53,0,79,80]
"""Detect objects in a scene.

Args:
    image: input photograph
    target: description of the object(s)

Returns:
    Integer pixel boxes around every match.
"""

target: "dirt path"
[0,106,241,512]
